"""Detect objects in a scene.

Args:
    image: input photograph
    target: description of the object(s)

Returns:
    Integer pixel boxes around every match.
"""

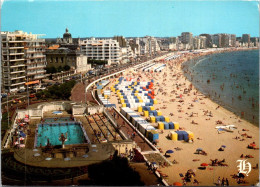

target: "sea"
[182,49,259,126]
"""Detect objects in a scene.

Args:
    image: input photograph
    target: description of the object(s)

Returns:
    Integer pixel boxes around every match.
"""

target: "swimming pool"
[35,122,87,147]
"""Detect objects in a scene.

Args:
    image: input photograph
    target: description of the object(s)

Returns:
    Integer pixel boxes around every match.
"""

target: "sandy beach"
[107,48,259,186]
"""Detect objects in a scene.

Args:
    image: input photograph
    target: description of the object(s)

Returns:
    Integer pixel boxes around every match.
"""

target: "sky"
[1,0,259,38]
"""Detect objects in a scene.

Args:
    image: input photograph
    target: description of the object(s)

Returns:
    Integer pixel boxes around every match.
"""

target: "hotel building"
[1,30,46,92]
[80,38,120,64]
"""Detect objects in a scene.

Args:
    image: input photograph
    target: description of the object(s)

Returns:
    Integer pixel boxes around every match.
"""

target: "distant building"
[212,34,221,48]
[242,34,251,46]
[57,28,73,44]
[220,33,229,47]
[56,28,80,50]
[199,34,212,48]
[113,36,133,63]
[250,37,259,47]
[128,38,140,57]
[45,48,90,73]
[169,37,177,44]
[158,39,176,51]
[181,32,193,49]
[230,34,236,47]
[199,36,207,49]
[138,36,160,55]
[1,30,46,92]
[193,36,200,49]
[80,38,120,64]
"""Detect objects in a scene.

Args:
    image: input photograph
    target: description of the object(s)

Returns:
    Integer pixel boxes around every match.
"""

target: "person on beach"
[217,177,221,186]
[221,177,225,186]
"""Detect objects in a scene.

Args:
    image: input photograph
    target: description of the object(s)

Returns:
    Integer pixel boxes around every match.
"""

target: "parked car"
[29,94,36,98]
[17,89,26,93]
[13,98,21,104]
[1,93,7,98]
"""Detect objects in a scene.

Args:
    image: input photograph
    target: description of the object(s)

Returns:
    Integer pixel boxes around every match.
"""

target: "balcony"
[9,46,24,49]
[9,58,24,62]
[10,75,26,80]
[10,70,26,74]
[10,64,26,68]
[11,81,26,86]
[35,74,45,79]
[27,66,45,70]
[9,52,25,56]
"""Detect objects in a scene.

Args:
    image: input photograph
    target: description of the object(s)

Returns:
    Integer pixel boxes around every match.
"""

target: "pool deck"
[14,143,115,168]
[19,111,129,168]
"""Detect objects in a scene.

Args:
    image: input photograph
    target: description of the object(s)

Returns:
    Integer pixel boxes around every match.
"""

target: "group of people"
[217,177,229,186]
[210,159,227,166]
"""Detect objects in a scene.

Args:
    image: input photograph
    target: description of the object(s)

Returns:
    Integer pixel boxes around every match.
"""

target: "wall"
[87,105,104,115]
[72,105,86,116]
[41,102,72,113]
[111,141,137,154]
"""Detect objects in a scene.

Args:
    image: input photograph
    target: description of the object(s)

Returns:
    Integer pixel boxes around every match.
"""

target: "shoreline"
[180,48,259,127]
[108,48,259,186]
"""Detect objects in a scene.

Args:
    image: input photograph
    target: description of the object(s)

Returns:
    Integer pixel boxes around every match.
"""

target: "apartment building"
[80,38,120,64]
[230,34,236,47]
[181,32,193,46]
[1,30,46,92]
[113,36,133,63]
[199,36,207,49]
[219,33,230,47]
[138,36,160,55]
[199,34,212,48]
[193,36,200,49]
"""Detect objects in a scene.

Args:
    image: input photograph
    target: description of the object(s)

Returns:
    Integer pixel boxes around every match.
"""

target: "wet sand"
[107,48,259,186]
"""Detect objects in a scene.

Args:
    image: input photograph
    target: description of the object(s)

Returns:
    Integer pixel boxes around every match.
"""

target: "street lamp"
[61,71,64,83]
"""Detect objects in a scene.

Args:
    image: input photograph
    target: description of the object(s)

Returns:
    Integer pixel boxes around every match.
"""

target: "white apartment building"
[193,36,201,49]
[1,30,46,92]
[199,36,207,49]
[80,38,120,64]
[138,36,160,55]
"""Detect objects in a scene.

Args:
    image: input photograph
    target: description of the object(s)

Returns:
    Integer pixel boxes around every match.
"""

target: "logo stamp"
[237,159,251,176]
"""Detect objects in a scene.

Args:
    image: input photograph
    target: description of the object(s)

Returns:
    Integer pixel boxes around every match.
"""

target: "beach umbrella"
[196,148,203,151]
[221,145,226,148]
[166,150,174,154]
[173,182,182,186]
[201,163,208,166]
[34,153,40,157]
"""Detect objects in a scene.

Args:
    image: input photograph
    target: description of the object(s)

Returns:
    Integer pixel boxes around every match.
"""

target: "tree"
[87,151,144,186]
[45,66,57,74]
[63,65,70,71]
[88,59,108,66]
[57,66,63,72]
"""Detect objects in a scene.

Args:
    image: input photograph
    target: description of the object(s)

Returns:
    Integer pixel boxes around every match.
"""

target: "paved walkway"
[107,108,155,152]
[70,82,97,104]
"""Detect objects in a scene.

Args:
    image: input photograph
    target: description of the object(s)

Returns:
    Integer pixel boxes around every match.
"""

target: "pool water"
[43,117,72,123]
[36,122,86,147]
[52,111,63,114]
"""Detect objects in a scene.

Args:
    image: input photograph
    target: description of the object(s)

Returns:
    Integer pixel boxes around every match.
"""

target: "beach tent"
[166,150,174,154]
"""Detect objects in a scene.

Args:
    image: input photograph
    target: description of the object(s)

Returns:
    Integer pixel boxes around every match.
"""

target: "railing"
[103,109,128,140]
